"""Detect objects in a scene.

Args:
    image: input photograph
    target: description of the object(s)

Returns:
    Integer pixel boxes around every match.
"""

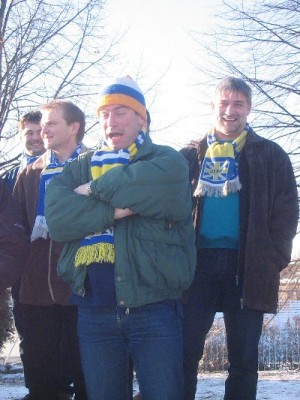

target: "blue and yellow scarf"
[74,130,146,268]
[194,127,248,197]
[20,153,42,171]
[31,144,83,241]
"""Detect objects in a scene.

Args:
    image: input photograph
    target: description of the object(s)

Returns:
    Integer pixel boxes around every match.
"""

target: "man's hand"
[114,208,135,220]
[74,183,89,196]
[74,184,135,219]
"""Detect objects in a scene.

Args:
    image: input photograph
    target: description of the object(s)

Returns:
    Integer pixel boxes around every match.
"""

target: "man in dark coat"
[0,179,28,292]
[2,111,45,398]
[181,77,299,400]
[13,100,87,400]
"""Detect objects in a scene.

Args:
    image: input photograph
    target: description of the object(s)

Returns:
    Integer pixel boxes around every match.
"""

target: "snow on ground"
[195,371,300,399]
[0,366,300,400]
[0,371,27,400]
[1,339,300,399]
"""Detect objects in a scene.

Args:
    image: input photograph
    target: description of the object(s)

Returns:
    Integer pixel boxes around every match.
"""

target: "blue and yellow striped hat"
[96,76,147,120]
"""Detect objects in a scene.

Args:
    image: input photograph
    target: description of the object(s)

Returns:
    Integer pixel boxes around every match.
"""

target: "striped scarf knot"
[31,144,83,241]
[74,130,146,268]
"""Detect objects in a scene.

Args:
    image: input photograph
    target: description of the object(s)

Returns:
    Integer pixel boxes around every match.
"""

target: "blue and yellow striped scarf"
[31,144,83,241]
[74,130,146,268]
[194,127,247,197]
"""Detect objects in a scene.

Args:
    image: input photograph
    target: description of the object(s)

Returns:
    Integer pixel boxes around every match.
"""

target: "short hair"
[40,99,85,142]
[146,109,151,132]
[215,77,252,105]
[19,111,42,131]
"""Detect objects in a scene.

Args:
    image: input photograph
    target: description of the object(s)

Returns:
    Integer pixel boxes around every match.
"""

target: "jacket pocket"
[130,219,192,291]
[57,240,81,283]
[258,230,291,273]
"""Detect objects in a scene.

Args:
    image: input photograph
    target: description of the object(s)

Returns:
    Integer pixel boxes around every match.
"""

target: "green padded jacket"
[45,135,196,308]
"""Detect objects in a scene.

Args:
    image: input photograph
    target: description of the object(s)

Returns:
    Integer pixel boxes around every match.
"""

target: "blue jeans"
[78,300,184,400]
[183,249,264,400]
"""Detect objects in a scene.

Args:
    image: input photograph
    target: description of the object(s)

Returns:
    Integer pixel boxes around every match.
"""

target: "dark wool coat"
[0,179,28,293]
[12,150,88,306]
[181,127,299,313]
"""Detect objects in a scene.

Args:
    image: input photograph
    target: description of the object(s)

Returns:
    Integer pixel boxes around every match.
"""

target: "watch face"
[87,182,92,195]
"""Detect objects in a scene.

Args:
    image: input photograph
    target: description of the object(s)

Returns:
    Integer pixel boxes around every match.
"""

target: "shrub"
[0,289,15,353]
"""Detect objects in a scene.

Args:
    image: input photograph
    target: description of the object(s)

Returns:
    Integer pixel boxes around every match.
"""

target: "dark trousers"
[183,248,264,400]
[11,280,24,336]
[11,280,28,386]
[21,303,87,400]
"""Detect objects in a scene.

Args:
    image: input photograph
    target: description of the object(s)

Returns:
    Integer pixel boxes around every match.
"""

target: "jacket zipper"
[235,274,244,309]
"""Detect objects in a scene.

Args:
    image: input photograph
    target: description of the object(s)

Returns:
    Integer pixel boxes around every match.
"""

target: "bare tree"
[190,0,300,183]
[189,0,300,308]
[0,0,119,170]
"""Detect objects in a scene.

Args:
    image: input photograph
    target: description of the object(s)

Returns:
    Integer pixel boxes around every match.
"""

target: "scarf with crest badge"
[31,144,83,241]
[74,129,146,268]
[194,127,248,197]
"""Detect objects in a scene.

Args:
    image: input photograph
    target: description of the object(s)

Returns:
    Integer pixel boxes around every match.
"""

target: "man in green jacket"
[45,75,196,400]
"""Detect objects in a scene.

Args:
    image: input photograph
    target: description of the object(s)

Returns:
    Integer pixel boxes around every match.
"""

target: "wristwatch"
[86,181,92,196]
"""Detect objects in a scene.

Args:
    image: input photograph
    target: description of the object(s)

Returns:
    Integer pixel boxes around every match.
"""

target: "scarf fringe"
[194,178,242,198]
[31,216,49,242]
[75,243,115,267]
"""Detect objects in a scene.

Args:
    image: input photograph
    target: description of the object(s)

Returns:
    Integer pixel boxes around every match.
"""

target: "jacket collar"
[130,133,153,161]
[32,151,49,171]
[196,125,264,150]
[32,144,89,171]
[245,126,265,145]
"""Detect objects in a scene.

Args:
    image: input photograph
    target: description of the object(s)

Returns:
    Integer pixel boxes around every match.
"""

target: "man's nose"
[107,113,118,127]
[225,104,234,114]
[33,133,42,141]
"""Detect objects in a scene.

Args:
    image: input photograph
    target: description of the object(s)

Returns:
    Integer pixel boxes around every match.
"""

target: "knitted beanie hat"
[96,76,147,120]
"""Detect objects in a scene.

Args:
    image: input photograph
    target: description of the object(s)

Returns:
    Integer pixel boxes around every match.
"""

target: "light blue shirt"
[198,192,239,249]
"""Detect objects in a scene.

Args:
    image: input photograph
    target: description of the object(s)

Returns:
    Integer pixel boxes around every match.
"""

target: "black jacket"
[181,127,299,313]
[0,179,28,293]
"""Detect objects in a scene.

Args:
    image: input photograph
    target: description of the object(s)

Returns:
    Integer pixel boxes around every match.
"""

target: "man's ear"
[72,121,80,136]
[138,115,146,130]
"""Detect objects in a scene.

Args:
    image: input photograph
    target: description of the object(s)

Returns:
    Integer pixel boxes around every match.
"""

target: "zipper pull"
[235,274,239,286]
[240,298,244,309]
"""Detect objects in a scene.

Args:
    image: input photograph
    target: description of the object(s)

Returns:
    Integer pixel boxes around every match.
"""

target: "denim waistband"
[78,299,181,314]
